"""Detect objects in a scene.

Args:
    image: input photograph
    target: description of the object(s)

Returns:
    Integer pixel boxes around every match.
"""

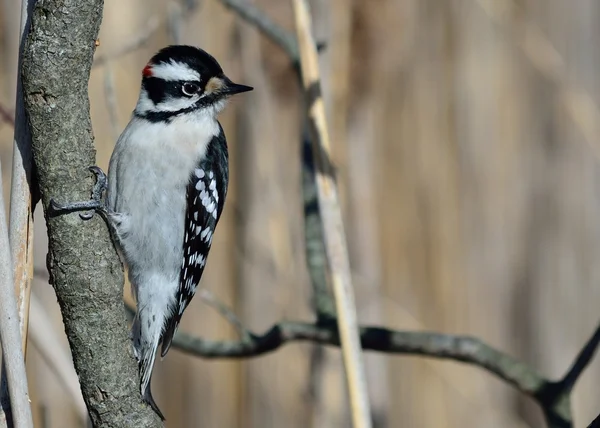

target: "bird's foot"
[49,166,110,220]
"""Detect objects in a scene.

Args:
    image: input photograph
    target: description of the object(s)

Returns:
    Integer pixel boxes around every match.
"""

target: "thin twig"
[559,322,600,393]
[588,414,600,428]
[292,1,371,427]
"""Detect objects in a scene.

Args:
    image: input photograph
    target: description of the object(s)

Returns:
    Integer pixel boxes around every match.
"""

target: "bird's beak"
[219,76,253,96]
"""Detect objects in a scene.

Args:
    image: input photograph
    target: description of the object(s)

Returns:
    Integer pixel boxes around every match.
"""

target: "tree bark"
[21,1,162,427]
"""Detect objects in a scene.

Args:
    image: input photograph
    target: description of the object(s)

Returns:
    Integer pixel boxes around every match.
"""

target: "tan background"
[2,0,600,427]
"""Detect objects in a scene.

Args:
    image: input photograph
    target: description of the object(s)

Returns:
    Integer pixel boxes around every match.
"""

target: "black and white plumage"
[161,129,228,357]
[99,46,250,419]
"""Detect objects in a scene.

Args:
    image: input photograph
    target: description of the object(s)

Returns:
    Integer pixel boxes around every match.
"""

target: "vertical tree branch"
[302,133,335,319]
[293,1,372,427]
[9,0,35,356]
[21,1,162,426]
[0,0,36,426]
[0,156,33,428]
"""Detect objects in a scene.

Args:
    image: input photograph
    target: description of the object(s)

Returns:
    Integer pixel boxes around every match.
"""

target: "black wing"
[160,130,228,357]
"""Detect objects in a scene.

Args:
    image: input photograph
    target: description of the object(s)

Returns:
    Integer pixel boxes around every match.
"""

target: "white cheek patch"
[135,89,199,114]
[135,90,155,114]
[149,60,201,82]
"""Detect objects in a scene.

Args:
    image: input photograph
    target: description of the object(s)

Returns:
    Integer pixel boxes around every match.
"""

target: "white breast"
[107,112,219,290]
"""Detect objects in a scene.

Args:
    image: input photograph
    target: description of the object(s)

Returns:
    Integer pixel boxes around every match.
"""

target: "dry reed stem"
[0,155,33,428]
[9,0,35,358]
[292,1,372,427]
[0,0,35,426]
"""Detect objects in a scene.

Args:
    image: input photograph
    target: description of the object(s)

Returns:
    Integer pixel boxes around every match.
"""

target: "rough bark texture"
[20,1,162,427]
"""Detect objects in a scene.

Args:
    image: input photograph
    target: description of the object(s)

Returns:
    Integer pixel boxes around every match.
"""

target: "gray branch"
[169,316,600,428]
[21,1,161,427]
[302,133,335,319]
[171,321,545,391]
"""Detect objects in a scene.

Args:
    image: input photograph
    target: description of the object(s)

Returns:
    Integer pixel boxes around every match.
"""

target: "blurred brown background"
[2,0,600,427]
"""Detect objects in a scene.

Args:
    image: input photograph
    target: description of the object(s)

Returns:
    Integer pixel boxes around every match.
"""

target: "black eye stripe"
[143,78,204,102]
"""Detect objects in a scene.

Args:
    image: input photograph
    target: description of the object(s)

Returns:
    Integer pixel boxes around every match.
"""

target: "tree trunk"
[21,1,162,426]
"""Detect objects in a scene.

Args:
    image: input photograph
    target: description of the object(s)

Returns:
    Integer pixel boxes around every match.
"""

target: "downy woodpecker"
[51,45,253,419]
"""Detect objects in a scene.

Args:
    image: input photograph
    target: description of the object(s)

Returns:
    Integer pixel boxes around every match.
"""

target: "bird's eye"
[182,82,200,96]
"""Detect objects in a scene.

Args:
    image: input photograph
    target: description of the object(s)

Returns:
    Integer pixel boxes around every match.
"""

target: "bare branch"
[559,322,600,393]
[0,133,33,428]
[21,0,162,426]
[588,414,600,428]
[0,0,36,426]
[169,319,546,396]
[9,0,36,358]
[302,133,335,319]
[558,322,600,428]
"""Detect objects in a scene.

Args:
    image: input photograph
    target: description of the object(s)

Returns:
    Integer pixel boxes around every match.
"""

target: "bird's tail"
[143,380,165,421]
[132,311,165,420]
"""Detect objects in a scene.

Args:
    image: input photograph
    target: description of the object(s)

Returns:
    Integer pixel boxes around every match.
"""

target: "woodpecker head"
[134,45,253,122]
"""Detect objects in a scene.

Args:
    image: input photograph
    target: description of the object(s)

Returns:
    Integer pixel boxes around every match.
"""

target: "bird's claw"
[89,166,108,200]
[48,166,109,220]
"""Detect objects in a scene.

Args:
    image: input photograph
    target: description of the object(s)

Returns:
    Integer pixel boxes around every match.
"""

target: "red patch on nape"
[142,64,153,77]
